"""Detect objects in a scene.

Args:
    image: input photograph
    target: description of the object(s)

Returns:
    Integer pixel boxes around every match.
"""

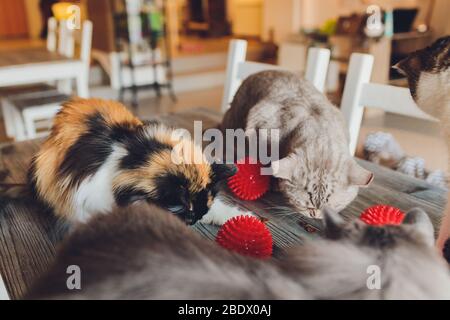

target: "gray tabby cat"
[221,70,373,218]
[394,36,450,252]
[27,204,450,300]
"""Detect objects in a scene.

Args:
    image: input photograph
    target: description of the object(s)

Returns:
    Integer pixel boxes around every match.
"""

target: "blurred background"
[0,0,449,173]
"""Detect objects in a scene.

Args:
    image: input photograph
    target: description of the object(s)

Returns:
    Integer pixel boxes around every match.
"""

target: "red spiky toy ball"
[216,215,273,259]
[228,157,270,201]
[360,205,405,226]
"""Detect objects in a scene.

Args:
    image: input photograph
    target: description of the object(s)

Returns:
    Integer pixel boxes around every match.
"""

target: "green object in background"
[149,11,163,32]
[320,18,337,36]
[384,10,394,38]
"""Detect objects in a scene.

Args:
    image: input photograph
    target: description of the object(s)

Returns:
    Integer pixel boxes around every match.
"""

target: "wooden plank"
[0,49,70,68]
[0,198,61,299]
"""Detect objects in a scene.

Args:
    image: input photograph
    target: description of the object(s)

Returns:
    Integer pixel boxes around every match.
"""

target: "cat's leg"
[201,196,256,226]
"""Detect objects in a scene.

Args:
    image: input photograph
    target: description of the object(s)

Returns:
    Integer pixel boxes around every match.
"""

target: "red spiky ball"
[360,205,405,226]
[216,215,273,259]
[228,157,270,201]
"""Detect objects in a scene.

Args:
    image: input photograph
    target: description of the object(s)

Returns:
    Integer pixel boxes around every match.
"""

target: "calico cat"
[394,36,450,252]
[28,98,235,225]
[220,70,373,219]
[26,204,450,300]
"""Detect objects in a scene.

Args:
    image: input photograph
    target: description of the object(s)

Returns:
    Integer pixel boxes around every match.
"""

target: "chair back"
[340,53,437,155]
[221,39,331,112]
[54,19,93,67]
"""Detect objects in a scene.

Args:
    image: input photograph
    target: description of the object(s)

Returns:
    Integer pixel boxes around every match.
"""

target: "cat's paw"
[201,198,255,226]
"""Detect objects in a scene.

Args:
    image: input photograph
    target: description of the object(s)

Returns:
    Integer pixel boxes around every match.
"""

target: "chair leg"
[76,69,89,98]
[23,111,37,140]
[11,106,26,141]
[168,83,177,102]
[57,79,72,94]
[1,99,16,138]
[131,86,138,108]
[118,87,125,103]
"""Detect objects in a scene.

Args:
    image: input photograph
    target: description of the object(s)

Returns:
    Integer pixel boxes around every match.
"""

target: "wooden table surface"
[0,47,88,98]
[0,48,71,68]
[0,108,446,299]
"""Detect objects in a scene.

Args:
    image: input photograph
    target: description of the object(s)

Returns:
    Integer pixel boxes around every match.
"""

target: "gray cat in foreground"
[221,70,374,219]
[27,204,450,300]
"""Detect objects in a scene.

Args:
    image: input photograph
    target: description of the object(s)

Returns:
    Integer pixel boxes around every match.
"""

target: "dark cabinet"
[185,0,231,37]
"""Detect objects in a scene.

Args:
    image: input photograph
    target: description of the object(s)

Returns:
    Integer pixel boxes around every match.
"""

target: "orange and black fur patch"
[29,98,235,225]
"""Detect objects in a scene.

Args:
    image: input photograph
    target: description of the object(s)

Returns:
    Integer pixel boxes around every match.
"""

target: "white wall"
[229,0,263,37]
[429,0,450,39]
[262,0,301,42]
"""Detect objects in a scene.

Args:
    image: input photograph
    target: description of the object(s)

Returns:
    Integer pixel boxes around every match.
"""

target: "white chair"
[0,18,72,98]
[2,20,93,141]
[47,17,58,53]
[221,39,331,112]
[341,53,437,155]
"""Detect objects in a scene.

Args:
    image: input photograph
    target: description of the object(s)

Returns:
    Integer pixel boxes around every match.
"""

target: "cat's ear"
[348,160,374,187]
[392,60,407,76]
[323,207,345,240]
[211,163,237,183]
[271,155,297,180]
[403,208,435,246]
[393,55,421,77]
